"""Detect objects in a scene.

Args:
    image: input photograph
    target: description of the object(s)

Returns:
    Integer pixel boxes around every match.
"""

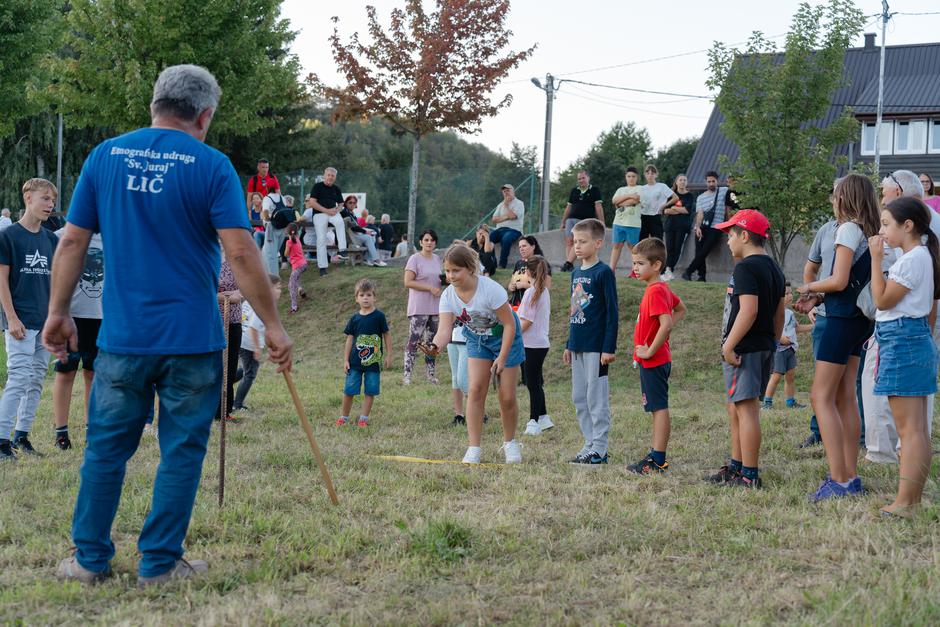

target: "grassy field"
[1,266,938,625]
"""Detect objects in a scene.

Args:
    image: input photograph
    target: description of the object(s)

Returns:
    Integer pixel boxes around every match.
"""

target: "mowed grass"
[1,266,939,625]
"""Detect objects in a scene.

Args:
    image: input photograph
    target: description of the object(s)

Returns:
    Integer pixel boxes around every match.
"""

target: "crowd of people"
[0,64,938,588]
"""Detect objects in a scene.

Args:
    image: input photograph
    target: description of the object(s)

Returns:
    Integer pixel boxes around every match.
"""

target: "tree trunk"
[407,134,421,247]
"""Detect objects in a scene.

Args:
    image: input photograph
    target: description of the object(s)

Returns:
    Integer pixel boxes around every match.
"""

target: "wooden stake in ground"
[283,371,339,505]
[219,296,230,507]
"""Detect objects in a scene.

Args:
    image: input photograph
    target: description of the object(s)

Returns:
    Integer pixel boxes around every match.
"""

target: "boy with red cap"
[706,210,786,488]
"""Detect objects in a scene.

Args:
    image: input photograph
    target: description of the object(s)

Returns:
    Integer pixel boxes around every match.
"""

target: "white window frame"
[894,119,928,155]
[929,119,940,155]
[860,121,894,156]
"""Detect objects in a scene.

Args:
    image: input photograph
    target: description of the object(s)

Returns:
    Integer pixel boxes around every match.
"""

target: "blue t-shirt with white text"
[566,261,619,354]
[67,128,250,354]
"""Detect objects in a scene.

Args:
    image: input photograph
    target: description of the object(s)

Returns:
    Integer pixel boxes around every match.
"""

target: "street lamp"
[531,73,561,233]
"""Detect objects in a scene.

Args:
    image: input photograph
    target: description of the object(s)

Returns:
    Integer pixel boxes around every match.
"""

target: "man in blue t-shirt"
[43,65,293,586]
[0,178,59,460]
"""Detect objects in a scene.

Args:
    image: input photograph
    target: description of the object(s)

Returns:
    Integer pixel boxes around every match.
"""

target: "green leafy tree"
[0,0,60,137]
[45,0,302,138]
[315,0,535,244]
[653,137,700,188]
[551,121,653,225]
[706,0,866,266]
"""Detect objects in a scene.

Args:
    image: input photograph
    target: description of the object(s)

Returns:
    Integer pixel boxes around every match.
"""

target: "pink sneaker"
[357,417,369,427]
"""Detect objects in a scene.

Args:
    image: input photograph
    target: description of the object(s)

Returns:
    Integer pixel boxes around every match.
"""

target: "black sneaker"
[561,261,574,272]
[569,451,608,465]
[627,454,668,474]
[706,465,738,484]
[797,433,822,449]
[319,268,328,277]
[12,436,43,457]
[55,435,72,450]
[728,474,763,489]
[568,452,591,464]
[452,414,466,426]
[0,440,16,462]
[680,271,692,281]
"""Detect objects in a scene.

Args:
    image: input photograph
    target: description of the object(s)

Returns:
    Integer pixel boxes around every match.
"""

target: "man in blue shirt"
[44,65,292,586]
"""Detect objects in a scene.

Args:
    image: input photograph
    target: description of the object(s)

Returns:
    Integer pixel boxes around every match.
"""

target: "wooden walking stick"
[283,370,339,505]
[219,296,230,507]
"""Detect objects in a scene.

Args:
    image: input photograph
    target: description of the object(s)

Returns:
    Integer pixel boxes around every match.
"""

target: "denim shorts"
[873,316,938,397]
[464,312,525,367]
[344,369,381,396]
[612,225,640,245]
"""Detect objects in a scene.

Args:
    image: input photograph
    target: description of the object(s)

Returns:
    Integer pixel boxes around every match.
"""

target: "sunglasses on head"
[889,173,903,193]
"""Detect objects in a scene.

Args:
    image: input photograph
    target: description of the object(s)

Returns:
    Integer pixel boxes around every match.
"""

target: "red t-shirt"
[633,281,682,368]
[246,174,280,197]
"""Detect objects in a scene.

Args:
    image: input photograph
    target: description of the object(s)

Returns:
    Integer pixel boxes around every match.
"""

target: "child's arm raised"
[492,303,517,375]
[343,335,353,373]
[869,235,911,311]
[722,294,758,366]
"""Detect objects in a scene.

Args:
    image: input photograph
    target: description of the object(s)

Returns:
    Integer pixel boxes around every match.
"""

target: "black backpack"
[268,194,293,229]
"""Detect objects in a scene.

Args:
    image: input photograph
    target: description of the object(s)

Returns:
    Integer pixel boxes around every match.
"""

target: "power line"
[562,78,711,100]
[894,11,940,16]
[562,90,708,119]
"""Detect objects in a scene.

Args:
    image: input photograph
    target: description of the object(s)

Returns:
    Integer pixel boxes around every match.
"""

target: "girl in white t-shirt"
[423,244,526,464]
[517,255,553,436]
[869,197,940,516]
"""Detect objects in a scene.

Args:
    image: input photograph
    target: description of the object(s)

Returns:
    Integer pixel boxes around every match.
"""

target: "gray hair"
[882,170,924,199]
[151,65,221,121]
[324,167,338,175]
[381,213,390,223]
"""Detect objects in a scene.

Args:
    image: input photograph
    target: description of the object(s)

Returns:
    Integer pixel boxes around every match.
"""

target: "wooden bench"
[301,243,366,266]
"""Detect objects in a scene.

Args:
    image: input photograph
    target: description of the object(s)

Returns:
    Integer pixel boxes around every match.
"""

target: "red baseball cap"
[714,209,771,238]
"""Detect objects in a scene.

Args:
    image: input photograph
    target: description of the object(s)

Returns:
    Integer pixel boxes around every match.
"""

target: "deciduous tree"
[315,0,534,243]
[706,0,865,266]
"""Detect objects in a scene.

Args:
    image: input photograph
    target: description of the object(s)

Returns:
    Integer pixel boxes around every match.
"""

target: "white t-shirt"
[395,241,411,257]
[439,275,508,336]
[612,185,642,228]
[240,302,267,351]
[0,216,12,231]
[301,208,316,245]
[517,286,550,348]
[55,228,104,319]
[833,222,869,266]
[778,308,797,352]
[877,245,935,322]
[493,198,525,233]
[262,193,285,215]
[639,182,673,216]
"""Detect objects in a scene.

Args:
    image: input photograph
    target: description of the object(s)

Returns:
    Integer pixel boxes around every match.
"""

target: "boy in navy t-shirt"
[565,219,619,464]
[0,178,59,460]
[340,278,392,427]
[707,210,786,488]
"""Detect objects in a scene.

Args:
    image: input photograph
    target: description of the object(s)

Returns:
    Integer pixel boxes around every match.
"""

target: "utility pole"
[56,113,63,210]
[874,0,891,175]
[532,74,559,233]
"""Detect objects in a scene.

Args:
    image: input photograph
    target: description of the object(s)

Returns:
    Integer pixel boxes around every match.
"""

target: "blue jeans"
[489,227,522,269]
[71,350,221,577]
[253,229,265,249]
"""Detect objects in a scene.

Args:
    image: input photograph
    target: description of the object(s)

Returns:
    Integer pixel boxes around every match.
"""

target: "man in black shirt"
[307,167,348,276]
[560,171,604,271]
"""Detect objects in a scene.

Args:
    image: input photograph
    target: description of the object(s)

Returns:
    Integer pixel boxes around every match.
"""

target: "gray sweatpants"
[571,351,611,456]
[0,329,51,438]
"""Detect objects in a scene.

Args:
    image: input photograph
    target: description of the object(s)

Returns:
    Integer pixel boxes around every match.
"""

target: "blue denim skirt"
[873,316,938,397]
[464,311,525,367]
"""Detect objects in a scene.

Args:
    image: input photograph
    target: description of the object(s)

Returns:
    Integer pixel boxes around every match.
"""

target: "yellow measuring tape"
[373,455,504,469]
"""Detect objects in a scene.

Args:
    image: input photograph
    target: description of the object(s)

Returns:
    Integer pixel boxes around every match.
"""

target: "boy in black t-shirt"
[340,278,392,427]
[706,210,785,488]
[0,178,59,460]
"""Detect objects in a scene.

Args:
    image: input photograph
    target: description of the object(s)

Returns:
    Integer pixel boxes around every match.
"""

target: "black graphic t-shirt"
[722,254,786,353]
[344,309,390,372]
[0,223,58,330]
[568,185,603,221]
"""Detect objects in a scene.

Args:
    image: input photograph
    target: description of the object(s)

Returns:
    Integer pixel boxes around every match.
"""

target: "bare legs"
[884,396,931,513]
[465,358,518,447]
[810,358,861,483]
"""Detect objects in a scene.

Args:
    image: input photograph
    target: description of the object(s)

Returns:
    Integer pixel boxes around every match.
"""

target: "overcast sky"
[281,0,939,176]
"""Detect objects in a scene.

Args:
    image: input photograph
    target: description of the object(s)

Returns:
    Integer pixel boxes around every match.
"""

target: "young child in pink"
[284,222,308,313]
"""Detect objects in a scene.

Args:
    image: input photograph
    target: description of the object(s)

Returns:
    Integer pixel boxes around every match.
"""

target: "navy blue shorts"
[53,317,101,373]
[639,362,671,412]
[815,315,872,365]
[344,369,381,396]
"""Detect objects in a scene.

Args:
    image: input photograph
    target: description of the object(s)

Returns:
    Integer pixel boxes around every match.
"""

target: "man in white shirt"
[489,184,525,269]
[0,209,12,231]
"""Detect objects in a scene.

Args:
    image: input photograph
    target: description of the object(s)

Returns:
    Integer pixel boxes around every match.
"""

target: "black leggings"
[523,347,549,422]
[640,214,664,242]
[215,323,242,419]
[664,229,689,272]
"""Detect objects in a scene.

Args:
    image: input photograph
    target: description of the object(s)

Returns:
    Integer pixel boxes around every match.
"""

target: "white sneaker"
[537,415,555,431]
[523,419,542,436]
[374,260,388,267]
[462,446,482,464]
[364,260,375,267]
[501,439,522,463]
[663,269,674,282]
